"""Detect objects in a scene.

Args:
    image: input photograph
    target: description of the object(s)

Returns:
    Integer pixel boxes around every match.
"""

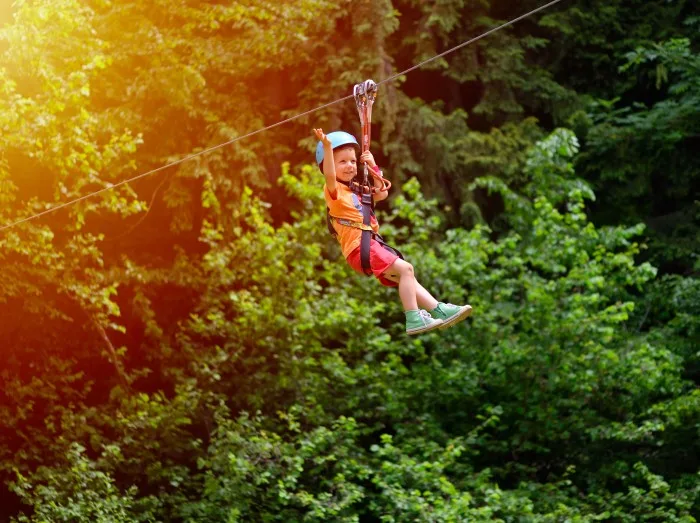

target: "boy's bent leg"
[383,261,443,335]
[383,269,439,311]
[383,259,418,311]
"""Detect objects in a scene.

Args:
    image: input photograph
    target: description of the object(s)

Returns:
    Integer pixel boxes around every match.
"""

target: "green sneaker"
[405,309,444,335]
[430,302,473,329]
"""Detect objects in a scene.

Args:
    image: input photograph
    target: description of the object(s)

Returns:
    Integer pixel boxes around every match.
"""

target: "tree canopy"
[1,0,698,521]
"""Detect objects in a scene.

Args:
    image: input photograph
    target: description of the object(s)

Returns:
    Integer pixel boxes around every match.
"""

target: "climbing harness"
[326,79,403,276]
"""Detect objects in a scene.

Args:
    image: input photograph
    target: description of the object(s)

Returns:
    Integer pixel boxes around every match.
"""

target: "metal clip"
[353,79,377,152]
[353,79,377,105]
[353,79,378,186]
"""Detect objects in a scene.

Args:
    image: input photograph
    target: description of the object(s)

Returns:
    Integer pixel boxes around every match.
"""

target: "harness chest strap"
[328,215,374,232]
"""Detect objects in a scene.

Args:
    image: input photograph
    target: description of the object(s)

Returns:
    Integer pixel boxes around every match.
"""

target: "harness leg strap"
[373,233,404,261]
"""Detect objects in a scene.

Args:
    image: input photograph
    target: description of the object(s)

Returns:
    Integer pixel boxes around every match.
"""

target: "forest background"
[0,0,698,521]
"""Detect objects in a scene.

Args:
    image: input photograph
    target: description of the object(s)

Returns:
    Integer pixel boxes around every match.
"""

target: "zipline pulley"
[352,79,390,193]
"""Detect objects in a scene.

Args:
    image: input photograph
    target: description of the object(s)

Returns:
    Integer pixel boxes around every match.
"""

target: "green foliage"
[1,0,698,521]
[578,37,700,271]
[180,410,368,522]
[5,109,700,521]
[10,443,160,523]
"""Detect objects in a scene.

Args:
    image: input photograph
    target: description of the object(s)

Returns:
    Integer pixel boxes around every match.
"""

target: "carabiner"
[353,79,390,193]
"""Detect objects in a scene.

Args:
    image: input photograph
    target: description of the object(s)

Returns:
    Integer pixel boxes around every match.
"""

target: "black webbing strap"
[360,187,374,275]
[326,208,336,236]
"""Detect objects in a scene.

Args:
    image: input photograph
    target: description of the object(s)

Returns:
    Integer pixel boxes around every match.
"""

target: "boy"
[314,128,472,335]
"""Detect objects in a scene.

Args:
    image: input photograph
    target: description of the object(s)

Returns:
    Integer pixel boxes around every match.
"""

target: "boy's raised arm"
[314,128,336,196]
[322,143,337,196]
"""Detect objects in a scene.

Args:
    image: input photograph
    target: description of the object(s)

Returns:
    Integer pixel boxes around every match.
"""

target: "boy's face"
[334,147,357,182]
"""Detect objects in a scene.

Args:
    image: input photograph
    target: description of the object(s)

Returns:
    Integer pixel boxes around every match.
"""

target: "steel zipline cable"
[0,0,564,233]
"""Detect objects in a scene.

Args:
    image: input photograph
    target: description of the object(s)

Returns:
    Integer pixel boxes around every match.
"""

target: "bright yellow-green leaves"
[1,0,699,521]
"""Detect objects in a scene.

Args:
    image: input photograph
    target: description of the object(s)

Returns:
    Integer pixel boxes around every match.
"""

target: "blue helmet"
[315,131,360,167]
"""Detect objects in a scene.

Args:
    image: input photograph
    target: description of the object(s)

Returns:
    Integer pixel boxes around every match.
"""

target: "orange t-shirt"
[324,183,379,258]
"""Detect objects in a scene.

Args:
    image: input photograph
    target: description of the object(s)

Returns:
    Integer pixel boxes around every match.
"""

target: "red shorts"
[346,239,400,287]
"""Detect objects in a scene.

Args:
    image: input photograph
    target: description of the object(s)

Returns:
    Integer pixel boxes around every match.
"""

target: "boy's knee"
[398,261,414,276]
[388,259,414,280]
